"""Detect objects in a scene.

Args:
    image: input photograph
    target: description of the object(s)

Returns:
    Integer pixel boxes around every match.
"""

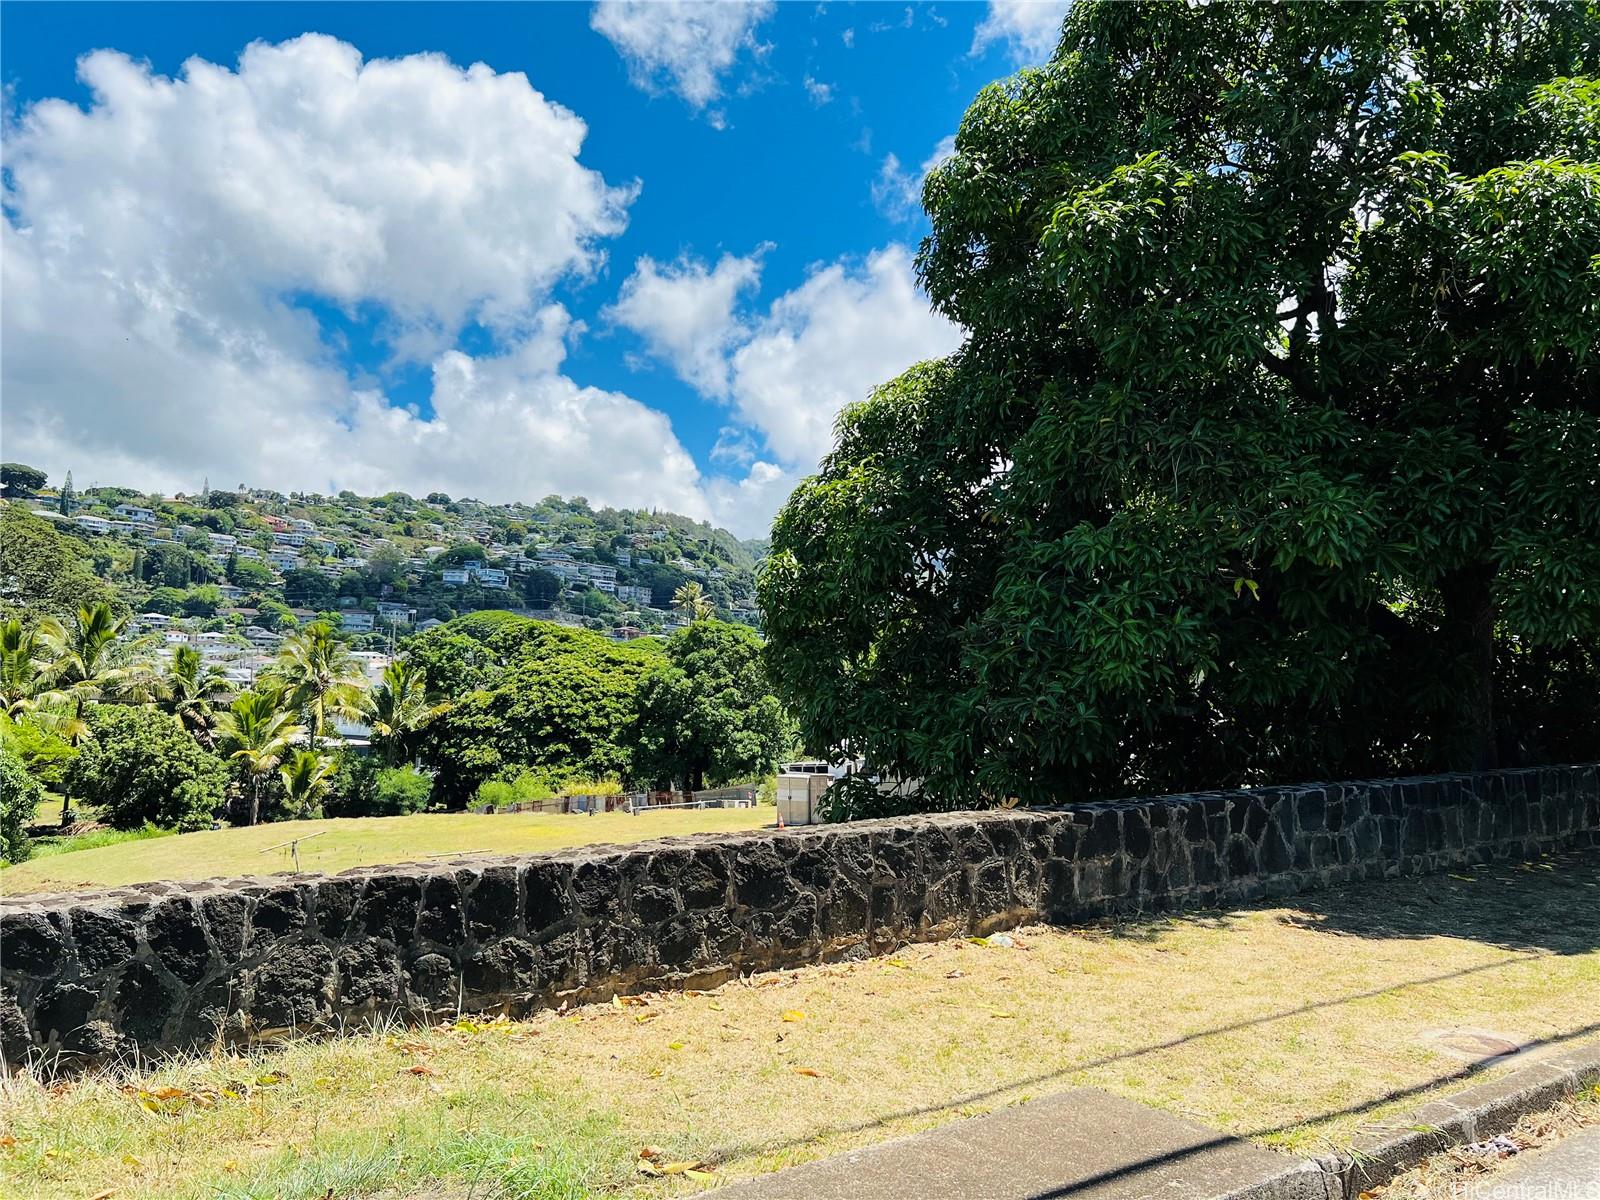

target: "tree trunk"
[1440,563,1499,771]
[62,704,84,827]
[249,777,262,827]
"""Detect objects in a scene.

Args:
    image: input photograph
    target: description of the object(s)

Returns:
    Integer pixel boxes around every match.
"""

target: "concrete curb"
[714,1039,1600,1199]
[1297,1039,1600,1199]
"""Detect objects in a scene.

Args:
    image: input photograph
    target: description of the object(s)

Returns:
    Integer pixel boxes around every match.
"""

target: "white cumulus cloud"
[871,134,957,223]
[1,35,719,521]
[590,0,775,115]
[611,244,963,534]
[971,0,1071,66]
[604,250,766,395]
[726,245,962,468]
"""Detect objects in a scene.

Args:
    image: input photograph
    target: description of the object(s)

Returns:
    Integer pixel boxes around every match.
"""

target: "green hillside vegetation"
[1,477,766,648]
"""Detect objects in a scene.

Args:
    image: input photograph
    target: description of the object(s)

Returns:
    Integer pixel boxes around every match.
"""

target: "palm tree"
[672,580,715,622]
[158,644,231,747]
[362,659,449,765]
[215,690,301,826]
[37,603,133,825]
[267,622,365,752]
[278,748,337,819]
[1,617,62,718]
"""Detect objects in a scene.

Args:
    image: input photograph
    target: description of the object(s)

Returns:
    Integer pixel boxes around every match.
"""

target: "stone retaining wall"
[4,764,1596,1067]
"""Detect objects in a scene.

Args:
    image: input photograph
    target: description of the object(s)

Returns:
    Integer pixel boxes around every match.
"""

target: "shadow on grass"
[1082,849,1599,955]
[721,849,1600,1174]
[1264,851,1600,955]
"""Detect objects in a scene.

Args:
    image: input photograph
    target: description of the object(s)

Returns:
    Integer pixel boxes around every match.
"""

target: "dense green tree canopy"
[0,507,117,622]
[1,464,47,496]
[140,543,207,589]
[761,1,1600,817]
[631,620,791,792]
[281,568,337,610]
[412,614,665,804]
[523,567,562,607]
[68,704,227,831]
[436,542,489,567]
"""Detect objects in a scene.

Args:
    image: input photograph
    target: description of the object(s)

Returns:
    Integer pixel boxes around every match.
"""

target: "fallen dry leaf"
[781,1010,805,1022]
[793,1067,825,1078]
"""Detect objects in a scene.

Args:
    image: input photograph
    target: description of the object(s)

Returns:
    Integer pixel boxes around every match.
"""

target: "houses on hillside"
[25,480,765,642]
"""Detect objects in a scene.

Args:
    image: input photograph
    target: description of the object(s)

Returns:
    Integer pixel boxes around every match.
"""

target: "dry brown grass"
[3,852,1597,1200]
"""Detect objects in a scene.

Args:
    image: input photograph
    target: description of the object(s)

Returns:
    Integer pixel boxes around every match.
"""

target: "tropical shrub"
[372,765,434,815]
[68,705,226,831]
[0,744,41,863]
[0,715,77,790]
[474,769,556,810]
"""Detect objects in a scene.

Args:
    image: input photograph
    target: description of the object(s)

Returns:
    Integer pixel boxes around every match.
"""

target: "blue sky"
[2,1,1067,535]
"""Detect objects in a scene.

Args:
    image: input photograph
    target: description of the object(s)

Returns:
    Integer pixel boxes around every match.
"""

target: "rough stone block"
[72,907,139,975]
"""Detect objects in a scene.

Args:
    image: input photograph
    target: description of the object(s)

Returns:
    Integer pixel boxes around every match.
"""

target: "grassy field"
[0,807,772,895]
[3,852,1597,1200]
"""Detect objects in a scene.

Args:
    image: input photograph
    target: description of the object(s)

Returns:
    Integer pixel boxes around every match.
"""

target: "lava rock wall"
[4,764,1595,1066]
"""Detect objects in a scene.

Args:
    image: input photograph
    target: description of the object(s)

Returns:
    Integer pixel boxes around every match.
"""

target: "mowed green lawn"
[0,807,772,895]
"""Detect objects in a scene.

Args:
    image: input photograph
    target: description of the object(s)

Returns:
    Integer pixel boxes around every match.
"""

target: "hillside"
[0,470,766,651]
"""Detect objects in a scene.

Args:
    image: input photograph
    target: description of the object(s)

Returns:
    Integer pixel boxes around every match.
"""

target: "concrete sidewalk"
[716,1088,1327,1200]
[716,1039,1600,1200]
[1467,1127,1600,1199]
